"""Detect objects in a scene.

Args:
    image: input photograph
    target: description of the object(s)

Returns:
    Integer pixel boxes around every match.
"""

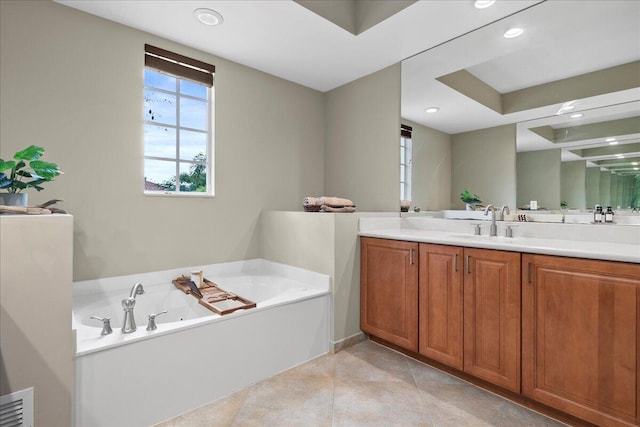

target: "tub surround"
[359,216,639,263]
[0,215,74,427]
[74,258,330,427]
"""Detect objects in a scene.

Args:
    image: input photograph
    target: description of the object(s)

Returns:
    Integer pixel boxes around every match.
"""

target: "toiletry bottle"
[594,206,602,223]
[605,206,614,223]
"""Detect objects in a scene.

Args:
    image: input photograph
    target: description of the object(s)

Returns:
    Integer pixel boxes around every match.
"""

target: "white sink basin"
[449,234,517,243]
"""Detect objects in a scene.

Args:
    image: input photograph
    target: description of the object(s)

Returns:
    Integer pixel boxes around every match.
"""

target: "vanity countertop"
[359,217,640,264]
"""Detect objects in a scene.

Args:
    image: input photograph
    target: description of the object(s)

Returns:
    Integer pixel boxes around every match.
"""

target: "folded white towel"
[320,205,356,213]
[303,196,354,208]
[319,196,354,207]
[303,197,321,207]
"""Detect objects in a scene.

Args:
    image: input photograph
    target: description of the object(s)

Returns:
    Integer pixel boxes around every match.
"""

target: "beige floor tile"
[275,353,336,380]
[152,388,248,427]
[335,340,415,383]
[408,360,466,388]
[332,379,430,427]
[155,340,569,427]
[231,376,334,426]
[418,382,564,427]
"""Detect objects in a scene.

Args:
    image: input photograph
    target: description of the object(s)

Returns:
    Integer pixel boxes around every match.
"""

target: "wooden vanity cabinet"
[418,243,464,370]
[363,237,639,425]
[463,248,521,393]
[360,237,419,352]
[418,244,521,391]
[522,254,640,427]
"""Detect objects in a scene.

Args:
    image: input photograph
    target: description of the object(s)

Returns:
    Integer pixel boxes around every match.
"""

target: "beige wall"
[517,149,561,209]
[0,215,74,427]
[561,161,587,209]
[600,170,612,207]
[332,214,362,341]
[404,119,451,210]
[585,167,601,209]
[258,211,335,277]
[0,0,325,281]
[325,64,401,211]
[451,125,517,209]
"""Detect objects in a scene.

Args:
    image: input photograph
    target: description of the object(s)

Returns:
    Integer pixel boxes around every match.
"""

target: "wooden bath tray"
[172,276,256,315]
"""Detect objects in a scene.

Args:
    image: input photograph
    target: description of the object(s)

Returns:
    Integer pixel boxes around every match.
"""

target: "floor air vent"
[0,388,34,427]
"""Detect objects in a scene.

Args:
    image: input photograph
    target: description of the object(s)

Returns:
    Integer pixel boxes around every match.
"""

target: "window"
[400,124,412,201]
[143,44,215,195]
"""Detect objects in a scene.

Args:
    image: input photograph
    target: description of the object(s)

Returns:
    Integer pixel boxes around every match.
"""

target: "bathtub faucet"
[121,282,145,334]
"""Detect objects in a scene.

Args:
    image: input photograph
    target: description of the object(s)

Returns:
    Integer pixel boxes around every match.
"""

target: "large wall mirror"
[401,0,640,212]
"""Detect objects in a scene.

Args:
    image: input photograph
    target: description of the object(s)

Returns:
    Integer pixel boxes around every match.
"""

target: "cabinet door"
[523,254,640,427]
[360,237,418,351]
[463,248,521,392]
[419,243,464,369]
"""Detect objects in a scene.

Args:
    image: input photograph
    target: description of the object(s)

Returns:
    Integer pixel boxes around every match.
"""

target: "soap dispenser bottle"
[594,205,603,223]
[605,206,614,223]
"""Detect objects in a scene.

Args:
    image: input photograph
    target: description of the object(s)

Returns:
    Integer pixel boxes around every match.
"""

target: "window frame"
[143,45,215,197]
[401,124,413,202]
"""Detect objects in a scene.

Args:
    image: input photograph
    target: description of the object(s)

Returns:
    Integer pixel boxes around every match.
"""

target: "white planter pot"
[0,193,28,207]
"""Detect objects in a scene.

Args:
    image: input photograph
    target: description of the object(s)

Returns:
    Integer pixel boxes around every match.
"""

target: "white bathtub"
[73,259,330,427]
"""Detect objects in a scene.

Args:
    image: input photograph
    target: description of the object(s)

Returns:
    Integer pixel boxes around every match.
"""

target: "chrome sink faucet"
[500,205,510,219]
[122,282,145,334]
[484,204,497,237]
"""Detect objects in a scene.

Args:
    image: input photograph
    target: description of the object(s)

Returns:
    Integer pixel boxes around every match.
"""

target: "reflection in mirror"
[401,0,640,214]
[517,101,640,210]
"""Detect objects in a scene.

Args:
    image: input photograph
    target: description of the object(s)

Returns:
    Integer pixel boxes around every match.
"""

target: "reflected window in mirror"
[401,124,413,201]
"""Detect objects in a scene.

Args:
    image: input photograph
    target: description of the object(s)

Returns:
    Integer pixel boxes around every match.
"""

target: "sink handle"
[505,225,517,238]
[90,316,113,335]
[146,310,168,331]
[470,223,481,235]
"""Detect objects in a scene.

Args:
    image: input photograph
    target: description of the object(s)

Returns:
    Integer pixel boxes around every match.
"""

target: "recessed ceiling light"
[609,141,619,145]
[474,0,496,9]
[194,8,223,26]
[504,28,524,39]
[635,167,640,171]
[425,107,440,113]
[570,113,583,119]
[632,162,639,166]
[605,137,616,142]
[616,154,625,158]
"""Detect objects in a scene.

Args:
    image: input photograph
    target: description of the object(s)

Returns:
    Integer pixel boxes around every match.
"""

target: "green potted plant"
[0,145,62,206]
[460,189,482,211]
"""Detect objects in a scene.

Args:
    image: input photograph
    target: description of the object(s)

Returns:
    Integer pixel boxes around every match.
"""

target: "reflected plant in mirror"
[460,189,482,210]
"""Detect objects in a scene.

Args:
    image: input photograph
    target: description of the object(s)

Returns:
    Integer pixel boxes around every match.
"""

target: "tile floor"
[154,340,566,427]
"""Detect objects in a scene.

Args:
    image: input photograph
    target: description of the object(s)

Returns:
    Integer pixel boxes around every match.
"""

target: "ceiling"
[55,0,540,92]
[56,0,640,175]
